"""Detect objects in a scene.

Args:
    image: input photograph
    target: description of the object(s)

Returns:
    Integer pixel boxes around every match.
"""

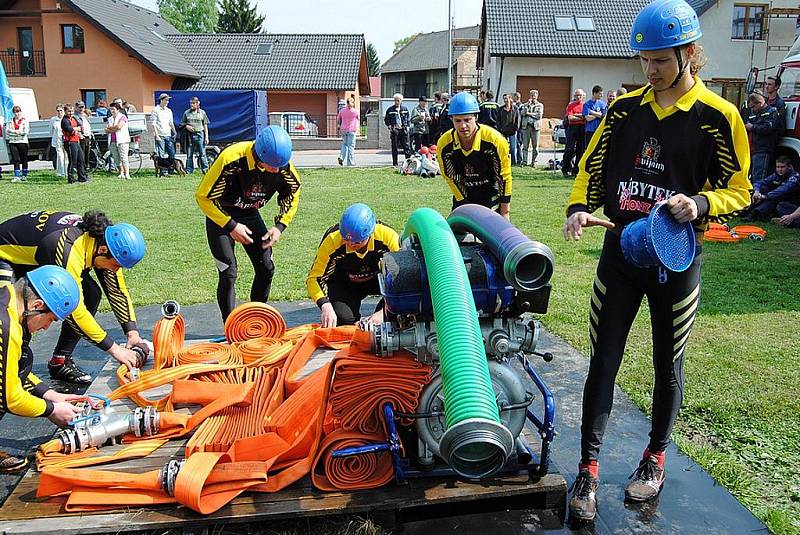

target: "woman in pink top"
[336,97,360,166]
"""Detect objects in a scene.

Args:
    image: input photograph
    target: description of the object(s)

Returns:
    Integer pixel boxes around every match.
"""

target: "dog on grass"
[150,153,187,177]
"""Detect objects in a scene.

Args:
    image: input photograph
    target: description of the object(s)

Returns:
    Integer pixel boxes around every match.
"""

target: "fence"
[0,50,46,76]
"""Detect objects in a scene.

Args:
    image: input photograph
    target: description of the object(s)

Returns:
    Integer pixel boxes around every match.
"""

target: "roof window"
[254,43,273,55]
[555,16,575,31]
[575,17,596,31]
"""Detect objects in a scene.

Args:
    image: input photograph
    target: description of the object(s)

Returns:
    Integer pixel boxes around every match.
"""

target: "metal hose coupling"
[160,459,185,497]
[438,418,515,479]
[56,406,160,454]
[161,300,181,319]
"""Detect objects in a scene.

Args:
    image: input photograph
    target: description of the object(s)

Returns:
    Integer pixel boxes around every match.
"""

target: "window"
[555,16,575,31]
[81,89,107,111]
[575,17,596,32]
[61,24,84,53]
[254,43,273,55]
[732,4,767,40]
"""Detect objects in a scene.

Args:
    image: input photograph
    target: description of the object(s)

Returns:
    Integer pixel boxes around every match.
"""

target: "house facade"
[0,0,198,114]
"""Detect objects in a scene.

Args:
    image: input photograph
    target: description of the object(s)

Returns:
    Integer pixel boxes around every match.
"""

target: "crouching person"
[0,266,83,472]
[307,204,400,327]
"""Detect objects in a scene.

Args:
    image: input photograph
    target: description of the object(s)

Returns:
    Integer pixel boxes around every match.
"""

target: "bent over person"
[306,204,400,327]
[562,0,751,521]
[437,91,513,219]
[196,125,301,322]
[0,210,148,384]
[0,266,85,471]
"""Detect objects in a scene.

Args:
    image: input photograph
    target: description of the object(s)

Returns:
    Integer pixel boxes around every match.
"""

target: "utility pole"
[447,0,453,94]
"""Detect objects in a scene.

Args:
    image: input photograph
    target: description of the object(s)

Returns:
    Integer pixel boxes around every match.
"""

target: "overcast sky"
[131,0,484,66]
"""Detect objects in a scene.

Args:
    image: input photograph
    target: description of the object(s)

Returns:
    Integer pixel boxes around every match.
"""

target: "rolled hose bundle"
[447,204,555,291]
[403,208,512,478]
[153,314,186,370]
[311,430,394,491]
[233,338,293,367]
[176,342,239,366]
[225,302,287,342]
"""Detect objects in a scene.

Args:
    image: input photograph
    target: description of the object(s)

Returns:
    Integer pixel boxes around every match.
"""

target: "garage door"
[516,76,572,120]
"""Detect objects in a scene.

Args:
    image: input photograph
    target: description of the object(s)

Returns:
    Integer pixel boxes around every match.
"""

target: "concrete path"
[0,301,766,534]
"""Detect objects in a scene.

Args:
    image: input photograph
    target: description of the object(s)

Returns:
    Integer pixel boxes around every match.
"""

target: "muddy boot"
[625,450,665,502]
[568,468,600,521]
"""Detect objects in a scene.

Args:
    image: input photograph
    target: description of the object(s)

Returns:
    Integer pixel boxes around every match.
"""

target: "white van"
[10,88,39,121]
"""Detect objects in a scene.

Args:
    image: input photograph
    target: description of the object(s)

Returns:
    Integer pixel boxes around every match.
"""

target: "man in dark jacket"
[60,104,88,184]
[478,90,499,129]
[384,93,412,166]
[745,91,781,183]
[749,155,800,220]
[498,94,521,165]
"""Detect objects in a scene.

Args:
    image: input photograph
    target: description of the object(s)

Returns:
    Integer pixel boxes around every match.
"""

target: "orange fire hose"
[225,302,286,342]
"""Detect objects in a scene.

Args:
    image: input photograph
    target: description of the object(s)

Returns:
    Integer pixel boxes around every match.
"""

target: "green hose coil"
[402,208,513,478]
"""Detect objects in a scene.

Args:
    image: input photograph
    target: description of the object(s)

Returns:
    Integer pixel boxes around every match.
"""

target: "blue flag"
[0,60,14,123]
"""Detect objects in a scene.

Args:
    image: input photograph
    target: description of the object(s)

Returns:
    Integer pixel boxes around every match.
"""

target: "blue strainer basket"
[620,202,696,272]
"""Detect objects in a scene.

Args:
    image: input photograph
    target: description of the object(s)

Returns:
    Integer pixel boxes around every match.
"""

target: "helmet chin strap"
[668,46,689,89]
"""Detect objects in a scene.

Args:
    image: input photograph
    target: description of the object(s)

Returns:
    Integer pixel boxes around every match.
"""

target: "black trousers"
[413,132,430,152]
[562,125,585,176]
[580,231,702,462]
[326,279,380,325]
[54,275,102,357]
[390,129,411,166]
[66,141,88,183]
[206,211,275,321]
[9,143,28,173]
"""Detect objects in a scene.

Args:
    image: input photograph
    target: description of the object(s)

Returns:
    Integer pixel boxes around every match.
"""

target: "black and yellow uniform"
[196,141,301,320]
[0,211,137,355]
[306,223,400,325]
[566,78,751,463]
[0,284,54,419]
[437,125,512,212]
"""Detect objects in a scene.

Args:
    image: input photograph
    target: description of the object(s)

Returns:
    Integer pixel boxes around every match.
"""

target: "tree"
[366,42,380,76]
[157,0,217,33]
[217,0,265,33]
[393,33,419,54]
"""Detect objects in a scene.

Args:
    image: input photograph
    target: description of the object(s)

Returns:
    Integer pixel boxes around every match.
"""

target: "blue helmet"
[448,92,480,116]
[630,0,702,51]
[26,265,80,320]
[340,203,376,244]
[105,223,146,269]
[254,125,293,168]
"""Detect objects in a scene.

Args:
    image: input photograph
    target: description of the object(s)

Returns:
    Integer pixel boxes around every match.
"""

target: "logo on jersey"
[57,214,82,227]
[634,137,665,175]
[617,180,675,214]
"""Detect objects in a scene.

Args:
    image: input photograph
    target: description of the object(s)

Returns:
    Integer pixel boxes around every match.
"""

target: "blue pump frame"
[331,351,556,482]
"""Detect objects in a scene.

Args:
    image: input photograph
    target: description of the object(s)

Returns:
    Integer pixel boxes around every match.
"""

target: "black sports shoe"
[48,356,91,384]
[568,470,599,521]
[625,455,665,502]
[0,450,28,473]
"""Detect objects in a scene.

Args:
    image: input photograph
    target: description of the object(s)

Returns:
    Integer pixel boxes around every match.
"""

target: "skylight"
[575,17,596,31]
[254,43,273,55]
[555,16,575,31]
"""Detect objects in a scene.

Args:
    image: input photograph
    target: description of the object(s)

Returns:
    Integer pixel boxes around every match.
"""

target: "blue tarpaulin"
[0,61,14,123]
[154,90,268,144]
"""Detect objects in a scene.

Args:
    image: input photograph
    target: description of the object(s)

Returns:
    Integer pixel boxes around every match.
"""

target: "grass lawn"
[1,166,799,534]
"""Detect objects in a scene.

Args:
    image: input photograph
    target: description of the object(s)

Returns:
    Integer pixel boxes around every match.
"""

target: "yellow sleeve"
[697,102,752,221]
[489,128,513,199]
[275,162,302,228]
[64,241,113,350]
[306,231,340,305]
[2,317,48,418]
[567,112,612,214]
[195,148,236,230]
[437,132,465,201]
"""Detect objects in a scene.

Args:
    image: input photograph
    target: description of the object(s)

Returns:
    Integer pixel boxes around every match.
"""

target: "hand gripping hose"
[447,204,555,291]
[402,207,513,478]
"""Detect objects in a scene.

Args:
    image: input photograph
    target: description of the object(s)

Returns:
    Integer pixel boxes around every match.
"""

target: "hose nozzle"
[161,300,180,319]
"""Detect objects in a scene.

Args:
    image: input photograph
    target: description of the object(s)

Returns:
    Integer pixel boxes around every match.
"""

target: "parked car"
[551,120,566,145]
[269,112,319,137]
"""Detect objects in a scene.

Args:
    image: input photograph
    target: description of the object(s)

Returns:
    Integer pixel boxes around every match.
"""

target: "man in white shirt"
[150,93,177,167]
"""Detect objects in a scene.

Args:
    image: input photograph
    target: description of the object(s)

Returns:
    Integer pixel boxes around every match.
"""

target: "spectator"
[748,155,799,220]
[61,104,88,184]
[478,90,499,129]
[384,93,411,167]
[607,90,618,106]
[49,104,67,178]
[764,76,786,125]
[562,89,586,177]
[583,85,608,147]
[94,99,109,118]
[410,96,432,151]
[773,203,800,228]
[745,90,780,183]
[430,92,444,141]
[498,94,521,165]
[182,96,210,174]
[520,89,544,167]
[150,93,177,166]
[111,98,127,117]
[336,96,359,166]
[105,102,131,180]
[617,87,628,97]
[7,106,29,182]
[122,100,137,114]
[75,101,93,174]
[479,90,487,103]
[513,92,524,160]
[436,92,451,141]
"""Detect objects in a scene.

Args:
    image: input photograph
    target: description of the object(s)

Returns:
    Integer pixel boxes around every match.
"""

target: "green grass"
[2,166,799,534]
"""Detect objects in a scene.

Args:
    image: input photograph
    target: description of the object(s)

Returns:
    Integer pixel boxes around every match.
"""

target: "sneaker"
[48,356,92,384]
[11,177,22,183]
[0,450,28,473]
[337,157,343,166]
[568,470,599,521]
[625,454,665,502]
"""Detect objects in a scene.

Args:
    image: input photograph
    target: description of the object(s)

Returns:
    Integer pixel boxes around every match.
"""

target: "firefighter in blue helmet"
[564,0,751,521]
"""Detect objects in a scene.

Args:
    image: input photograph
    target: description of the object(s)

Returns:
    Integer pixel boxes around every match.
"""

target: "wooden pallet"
[0,349,566,535]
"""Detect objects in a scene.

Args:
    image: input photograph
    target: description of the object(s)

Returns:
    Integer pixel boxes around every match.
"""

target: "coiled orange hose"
[225,302,286,342]
[176,342,239,366]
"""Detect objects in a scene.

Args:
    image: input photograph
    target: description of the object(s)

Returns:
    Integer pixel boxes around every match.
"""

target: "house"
[381,26,481,99]
[168,33,370,137]
[479,0,799,118]
[0,0,198,114]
